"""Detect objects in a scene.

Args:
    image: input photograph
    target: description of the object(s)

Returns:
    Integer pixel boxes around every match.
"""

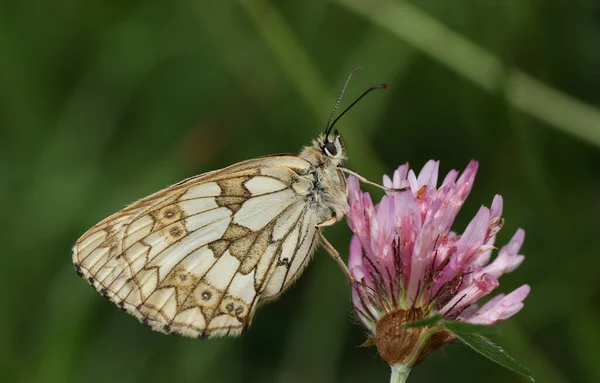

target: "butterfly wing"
[73,156,321,338]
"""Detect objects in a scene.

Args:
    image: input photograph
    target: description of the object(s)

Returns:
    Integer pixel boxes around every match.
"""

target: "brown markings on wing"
[237,207,310,327]
[73,157,313,338]
[167,199,307,336]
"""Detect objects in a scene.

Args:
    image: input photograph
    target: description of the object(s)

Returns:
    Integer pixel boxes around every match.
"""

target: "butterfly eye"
[323,141,338,157]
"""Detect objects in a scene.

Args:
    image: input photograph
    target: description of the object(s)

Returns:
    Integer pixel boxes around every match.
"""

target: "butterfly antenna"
[327,84,389,134]
[325,66,363,139]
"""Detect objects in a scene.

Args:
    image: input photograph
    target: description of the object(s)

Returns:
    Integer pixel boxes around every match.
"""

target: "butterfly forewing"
[73,156,323,338]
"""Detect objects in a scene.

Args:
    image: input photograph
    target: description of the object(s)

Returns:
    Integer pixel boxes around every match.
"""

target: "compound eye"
[323,141,338,157]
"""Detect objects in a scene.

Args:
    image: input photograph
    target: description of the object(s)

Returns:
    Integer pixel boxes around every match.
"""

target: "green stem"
[390,364,411,383]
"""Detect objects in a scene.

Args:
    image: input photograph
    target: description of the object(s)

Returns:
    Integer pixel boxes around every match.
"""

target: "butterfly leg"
[317,230,354,284]
[339,167,409,193]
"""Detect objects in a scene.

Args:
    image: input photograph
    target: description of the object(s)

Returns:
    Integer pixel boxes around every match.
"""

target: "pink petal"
[457,303,479,321]
[433,207,490,293]
[348,235,364,277]
[456,206,490,260]
[477,293,506,313]
[467,285,531,325]
[393,190,422,286]
[384,163,409,189]
[433,232,458,268]
[437,161,477,230]
[347,176,362,205]
[440,169,459,190]
[432,162,477,235]
[456,160,478,200]
[375,195,396,243]
[473,235,495,267]
[490,195,503,222]
[407,170,419,195]
[440,274,498,317]
[417,160,440,189]
[374,196,396,275]
[352,285,377,332]
[475,229,525,279]
[349,191,376,243]
[383,174,393,189]
[406,222,437,300]
[487,195,504,240]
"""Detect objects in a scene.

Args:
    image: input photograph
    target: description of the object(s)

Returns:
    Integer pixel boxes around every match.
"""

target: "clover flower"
[347,160,530,381]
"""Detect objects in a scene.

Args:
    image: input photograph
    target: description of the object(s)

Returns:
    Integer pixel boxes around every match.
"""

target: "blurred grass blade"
[402,314,442,329]
[337,0,502,91]
[450,331,534,381]
[335,0,600,148]
[504,72,600,148]
[240,0,390,177]
[443,320,497,335]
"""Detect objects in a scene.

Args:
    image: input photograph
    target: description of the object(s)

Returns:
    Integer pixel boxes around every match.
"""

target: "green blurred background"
[1,0,599,382]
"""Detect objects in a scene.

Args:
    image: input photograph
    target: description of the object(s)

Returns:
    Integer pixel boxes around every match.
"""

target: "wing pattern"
[73,157,321,338]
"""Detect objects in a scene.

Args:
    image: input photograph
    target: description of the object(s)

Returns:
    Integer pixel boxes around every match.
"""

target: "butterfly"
[72,68,396,339]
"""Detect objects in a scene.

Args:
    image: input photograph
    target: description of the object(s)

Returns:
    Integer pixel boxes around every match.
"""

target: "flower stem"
[390,364,411,383]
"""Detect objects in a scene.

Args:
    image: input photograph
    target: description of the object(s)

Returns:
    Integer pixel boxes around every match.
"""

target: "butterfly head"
[304,68,388,168]
[318,68,388,165]
[300,133,346,168]
[319,131,346,162]
[322,130,344,157]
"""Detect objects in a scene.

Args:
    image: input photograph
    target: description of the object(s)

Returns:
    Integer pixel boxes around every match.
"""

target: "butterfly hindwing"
[73,156,323,338]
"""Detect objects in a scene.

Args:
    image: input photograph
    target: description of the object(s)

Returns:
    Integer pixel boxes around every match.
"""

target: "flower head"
[347,160,529,367]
